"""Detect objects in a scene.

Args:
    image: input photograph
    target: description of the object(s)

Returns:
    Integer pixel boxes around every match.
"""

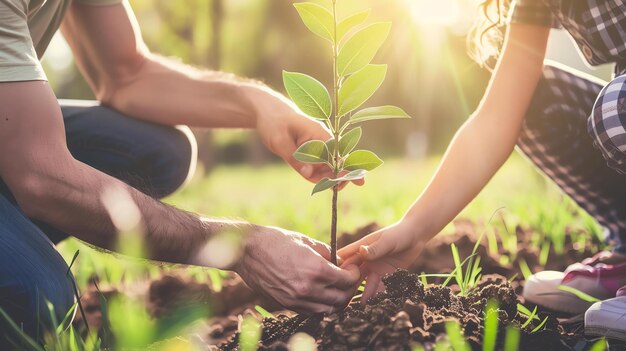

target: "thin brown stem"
[330,186,338,265]
[330,0,340,266]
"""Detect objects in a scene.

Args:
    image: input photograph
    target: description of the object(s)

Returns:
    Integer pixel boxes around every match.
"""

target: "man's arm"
[60,2,348,184]
[0,80,359,312]
[61,1,255,129]
[0,81,222,262]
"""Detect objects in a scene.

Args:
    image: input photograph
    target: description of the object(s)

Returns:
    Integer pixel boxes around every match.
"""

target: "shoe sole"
[586,327,626,342]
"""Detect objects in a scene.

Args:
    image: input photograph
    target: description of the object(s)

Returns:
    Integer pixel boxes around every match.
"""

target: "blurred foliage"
[44,0,492,157]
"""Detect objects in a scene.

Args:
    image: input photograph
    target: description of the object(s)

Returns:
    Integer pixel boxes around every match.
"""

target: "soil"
[219,271,581,351]
[74,220,612,350]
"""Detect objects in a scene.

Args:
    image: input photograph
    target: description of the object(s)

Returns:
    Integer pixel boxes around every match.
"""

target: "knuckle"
[315,260,330,274]
[293,282,313,298]
[311,304,332,314]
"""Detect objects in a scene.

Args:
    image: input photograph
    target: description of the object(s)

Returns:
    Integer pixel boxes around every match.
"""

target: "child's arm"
[339,23,550,301]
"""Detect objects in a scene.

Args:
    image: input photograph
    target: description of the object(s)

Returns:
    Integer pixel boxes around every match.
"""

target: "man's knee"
[62,104,197,199]
[587,74,626,174]
[149,125,197,198]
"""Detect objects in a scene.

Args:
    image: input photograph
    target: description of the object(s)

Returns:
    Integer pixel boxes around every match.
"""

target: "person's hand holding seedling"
[247,85,364,186]
[234,226,361,314]
[338,221,426,302]
[284,0,410,265]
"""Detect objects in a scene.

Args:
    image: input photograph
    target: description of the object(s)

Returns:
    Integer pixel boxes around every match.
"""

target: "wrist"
[192,218,257,271]
[399,210,434,245]
[231,223,264,274]
[241,84,297,126]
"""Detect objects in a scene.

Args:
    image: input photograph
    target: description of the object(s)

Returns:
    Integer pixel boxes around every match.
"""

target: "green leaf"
[325,138,336,154]
[312,178,338,195]
[339,127,362,155]
[350,105,411,124]
[343,150,383,171]
[334,169,367,181]
[337,22,391,76]
[338,64,387,116]
[293,3,335,42]
[337,9,371,41]
[283,71,331,120]
[293,140,329,164]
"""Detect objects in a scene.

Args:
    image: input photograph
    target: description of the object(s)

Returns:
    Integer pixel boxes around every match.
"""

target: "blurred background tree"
[42,0,613,173]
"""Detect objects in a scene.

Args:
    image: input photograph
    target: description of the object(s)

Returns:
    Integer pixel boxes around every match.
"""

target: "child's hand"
[338,220,426,302]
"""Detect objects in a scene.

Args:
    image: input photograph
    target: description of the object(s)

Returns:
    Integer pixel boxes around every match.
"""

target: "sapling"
[284,0,410,265]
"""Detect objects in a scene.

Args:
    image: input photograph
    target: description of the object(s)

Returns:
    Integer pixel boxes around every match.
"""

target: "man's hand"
[234,226,361,314]
[338,220,425,303]
[245,86,365,186]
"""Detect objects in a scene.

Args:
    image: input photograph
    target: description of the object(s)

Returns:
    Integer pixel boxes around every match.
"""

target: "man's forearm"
[23,156,247,267]
[102,54,276,129]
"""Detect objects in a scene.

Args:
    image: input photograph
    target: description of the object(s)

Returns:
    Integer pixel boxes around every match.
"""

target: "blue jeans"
[0,101,195,345]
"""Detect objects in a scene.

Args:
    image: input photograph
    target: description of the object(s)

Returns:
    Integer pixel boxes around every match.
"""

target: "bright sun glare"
[406,0,461,26]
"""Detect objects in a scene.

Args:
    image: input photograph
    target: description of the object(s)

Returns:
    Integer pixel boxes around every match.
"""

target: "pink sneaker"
[522,263,626,315]
[585,285,626,341]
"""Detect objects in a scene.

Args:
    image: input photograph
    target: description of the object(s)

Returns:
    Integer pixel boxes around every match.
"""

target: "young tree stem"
[330,0,340,266]
[330,186,338,265]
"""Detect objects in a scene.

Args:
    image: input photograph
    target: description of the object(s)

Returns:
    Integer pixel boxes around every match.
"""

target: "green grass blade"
[530,316,549,333]
[558,285,601,303]
[254,305,275,319]
[589,338,607,351]
[0,306,46,351]
[518,259,533,280]
[503,327,520,351]
[520,306,538,329]
[483,300,499,351]
[446,321,470,351]
[451,243,465,295]
[239,315,261,351]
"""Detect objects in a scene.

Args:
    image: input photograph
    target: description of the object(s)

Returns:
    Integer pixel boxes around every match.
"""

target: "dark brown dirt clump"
[219,270,572,351]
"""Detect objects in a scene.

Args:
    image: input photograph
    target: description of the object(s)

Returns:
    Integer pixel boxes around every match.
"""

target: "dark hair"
[467,0,510,68]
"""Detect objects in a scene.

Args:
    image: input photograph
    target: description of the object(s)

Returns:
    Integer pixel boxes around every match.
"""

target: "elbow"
[12,173,59,221]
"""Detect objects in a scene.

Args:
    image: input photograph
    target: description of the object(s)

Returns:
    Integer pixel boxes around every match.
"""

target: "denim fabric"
[0,101,195,345]
[0,195,75,348]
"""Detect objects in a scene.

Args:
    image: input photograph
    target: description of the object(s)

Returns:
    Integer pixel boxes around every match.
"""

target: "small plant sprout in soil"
[283,0,410,265]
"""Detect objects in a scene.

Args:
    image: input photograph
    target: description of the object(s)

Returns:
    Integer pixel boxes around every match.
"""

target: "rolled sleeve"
[509,0,560,29]
[0,0,46,82]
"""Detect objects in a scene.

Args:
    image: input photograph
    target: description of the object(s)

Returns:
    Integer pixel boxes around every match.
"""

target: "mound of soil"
[219,270,578,351]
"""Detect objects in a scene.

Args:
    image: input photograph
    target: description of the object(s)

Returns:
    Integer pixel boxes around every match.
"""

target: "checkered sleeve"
[509,0,561,28]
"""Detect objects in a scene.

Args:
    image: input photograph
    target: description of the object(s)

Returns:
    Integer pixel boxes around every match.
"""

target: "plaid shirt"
[510,0,626,75]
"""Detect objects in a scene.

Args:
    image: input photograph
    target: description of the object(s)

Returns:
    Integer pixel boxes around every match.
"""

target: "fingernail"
[359,245,369,257]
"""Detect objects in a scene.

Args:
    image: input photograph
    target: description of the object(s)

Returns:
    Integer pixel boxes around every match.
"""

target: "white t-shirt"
[0,0,121,82]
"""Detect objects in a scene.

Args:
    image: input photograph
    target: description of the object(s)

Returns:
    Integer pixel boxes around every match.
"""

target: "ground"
[47,154,610,350]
